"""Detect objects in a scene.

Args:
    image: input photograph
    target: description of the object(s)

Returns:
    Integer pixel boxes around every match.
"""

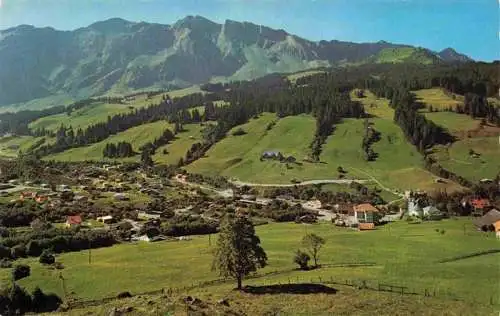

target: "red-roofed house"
[471,199,491,216]
[350,203,379,223]
[65,215,82,228]
[19,191,36,201]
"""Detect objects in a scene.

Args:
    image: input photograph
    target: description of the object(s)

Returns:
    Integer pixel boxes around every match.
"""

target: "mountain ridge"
[0,16,473,108]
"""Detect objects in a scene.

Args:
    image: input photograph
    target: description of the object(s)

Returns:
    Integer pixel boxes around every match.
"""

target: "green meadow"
[432,137,500,182]
[7,219,499,312]
[189,91,463,193]
[46,121,173,162]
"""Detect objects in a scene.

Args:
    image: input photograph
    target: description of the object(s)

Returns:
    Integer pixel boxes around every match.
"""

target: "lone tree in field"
[212,215,267,290]
[302,233,325,267]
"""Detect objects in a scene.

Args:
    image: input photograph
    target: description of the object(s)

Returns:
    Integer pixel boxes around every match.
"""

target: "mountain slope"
[0,16,472,107]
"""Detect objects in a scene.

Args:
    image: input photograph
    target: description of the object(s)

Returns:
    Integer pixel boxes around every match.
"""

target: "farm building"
[350,203,379,223]
[66,215,82,228]
[261,151,282,159]
[97,215,114,224]
[473,209,500,232]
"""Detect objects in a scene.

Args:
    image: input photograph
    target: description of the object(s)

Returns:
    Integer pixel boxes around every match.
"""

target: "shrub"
[293,250,310,270]
[39,250,55,265]
[11,244,26,259]
[231,128,246,136]
[12,264,30,281]
[31,286,62,313]
[0,259,12,268]
[117,291,132,299]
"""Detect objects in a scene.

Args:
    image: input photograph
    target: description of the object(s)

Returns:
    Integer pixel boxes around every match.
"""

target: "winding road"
[230,179,369,187]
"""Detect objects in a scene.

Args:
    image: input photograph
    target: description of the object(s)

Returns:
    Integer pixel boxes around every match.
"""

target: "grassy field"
[413,88,462,111]
[287,70,325,83]
[187,92,462,193]
[28,86,205,133]
[29,102,138,132]
[423,111,480,133]
[46,121,173,162]
[0,135,54,158]
[59,279,494,315]
[153,123,205,165]
[7,219,499,314]
[187,113,323,183]
[431,137,500,182]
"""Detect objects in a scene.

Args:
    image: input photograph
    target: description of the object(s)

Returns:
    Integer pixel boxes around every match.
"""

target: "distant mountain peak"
[438,47,472,62]
[0,16,474,107]
[88,18,135,33]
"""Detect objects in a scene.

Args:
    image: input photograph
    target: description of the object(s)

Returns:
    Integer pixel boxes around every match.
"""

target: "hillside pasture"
[29,102,137,132]
[413,88,462,111]
[46,121,173,162]
[188,93,463,193]
[431,137,500,182]
[423,111,480,133]
[6,219,499,313]
[153,123,206,165]
[0,135,54,158]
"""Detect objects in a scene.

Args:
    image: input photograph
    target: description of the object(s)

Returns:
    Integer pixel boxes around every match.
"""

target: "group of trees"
[361,118,381,161]
[102,142,135,158]
[0,284,61,314]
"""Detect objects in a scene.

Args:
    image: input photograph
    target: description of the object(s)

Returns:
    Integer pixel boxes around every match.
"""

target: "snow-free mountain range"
[0,15,471,107]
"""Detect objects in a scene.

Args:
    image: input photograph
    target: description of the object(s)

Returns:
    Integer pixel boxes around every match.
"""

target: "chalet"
[74,195,88,202]
[114,193,128,201]
[358,222,375,231]
[494,220,500,239]
[137,211,161,220]
[97,215,114,224]
[473,209,500,232]
[19,191,36,201]
[351,204,379,223]
[261,151,282,159]
[35,195,49,204]
[65,215,82,228]
[469,198,491,216]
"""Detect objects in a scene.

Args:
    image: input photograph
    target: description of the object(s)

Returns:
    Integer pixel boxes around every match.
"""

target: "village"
[0,160,498,254]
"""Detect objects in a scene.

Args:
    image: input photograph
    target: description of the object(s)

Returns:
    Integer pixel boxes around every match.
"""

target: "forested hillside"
[1,62,498,191]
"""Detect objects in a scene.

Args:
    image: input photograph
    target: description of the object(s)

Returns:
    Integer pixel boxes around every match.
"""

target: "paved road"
[230,179,369,187]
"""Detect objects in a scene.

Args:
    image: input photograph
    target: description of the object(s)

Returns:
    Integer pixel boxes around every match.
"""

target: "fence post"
[319,277,322,283]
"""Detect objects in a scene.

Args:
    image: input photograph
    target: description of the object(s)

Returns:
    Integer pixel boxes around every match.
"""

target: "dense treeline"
[361,118,381,161]
[34,93,217,156]
[103,142,135,158]
[0,227,116,259]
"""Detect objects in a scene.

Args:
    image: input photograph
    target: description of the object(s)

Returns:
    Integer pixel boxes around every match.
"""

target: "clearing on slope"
[29,101,137,132]
[153,123,206,165]
[349,90,463,192]
[46,121,173,162]
[413,88,462,111]
[431,137,500,182]
[188,113,327,183]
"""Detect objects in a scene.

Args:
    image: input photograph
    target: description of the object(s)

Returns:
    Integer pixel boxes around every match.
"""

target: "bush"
[231,128,246,136]
[293,250,310,270]
[11,244,26,259]
[39,250,55,265]
[12,264,30,281]
[0,259,12,268]
[31,286,62,313]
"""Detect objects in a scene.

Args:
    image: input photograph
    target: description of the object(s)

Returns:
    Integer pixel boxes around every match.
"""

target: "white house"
[407,198,423,217]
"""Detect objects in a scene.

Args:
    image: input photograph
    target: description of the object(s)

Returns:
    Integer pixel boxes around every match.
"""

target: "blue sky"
[0,0,498,61]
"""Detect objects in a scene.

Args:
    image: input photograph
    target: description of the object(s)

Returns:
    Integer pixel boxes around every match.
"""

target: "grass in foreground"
[7,219,499,310]
[56,281,495,316]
